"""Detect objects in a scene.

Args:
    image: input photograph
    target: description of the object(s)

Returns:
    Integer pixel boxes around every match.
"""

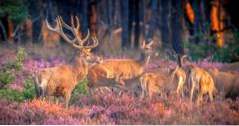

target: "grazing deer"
[140,71,170,99]
[35,16,99,107]
[178,55,218,103]
[208,68,239,99]
[188,66,217,104]
[139,54,188,99]
[87,40,155,94]
[139,64,187,99]
[170,66,187,97]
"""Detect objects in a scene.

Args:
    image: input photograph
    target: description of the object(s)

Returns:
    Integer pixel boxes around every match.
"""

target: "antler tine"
[46,16,97,49]
[75,16,80,29]
[55,16,77,44]
[70,16,80,29]
[70,15,75,28]
[91,36,99,48]
[45,18,59,32]
[146,40,154,48]
[59,16,73,31]
[80,29,90,43]
[72,35,99,49]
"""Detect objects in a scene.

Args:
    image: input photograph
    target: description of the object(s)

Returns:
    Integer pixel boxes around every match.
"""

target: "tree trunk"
[145,0,158,43]
[7,18,14,42]
[28,0,43,43]
[171,0,184,57]
[210,0,225,48]
[89,1,98,37]
[120,0,130,49]
[160,0,171,48]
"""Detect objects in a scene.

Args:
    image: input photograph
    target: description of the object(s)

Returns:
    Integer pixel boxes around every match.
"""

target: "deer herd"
[34,16,239,107]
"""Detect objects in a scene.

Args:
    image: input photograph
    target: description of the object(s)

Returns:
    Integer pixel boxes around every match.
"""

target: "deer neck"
[139,53,150,67]
[73,58,89,81]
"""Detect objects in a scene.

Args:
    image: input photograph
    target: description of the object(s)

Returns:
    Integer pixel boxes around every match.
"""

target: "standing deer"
[139,54,188,99]
[87,40,155,94]
[35,16,99,107]
[188,66,217,104]
[208,68,239,99]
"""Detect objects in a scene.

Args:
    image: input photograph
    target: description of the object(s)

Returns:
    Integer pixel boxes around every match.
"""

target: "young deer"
[188,66,217,104]
[139,55,187,99]
[180,55,217,103]
[35,16,99,107]
[87,40,155,94]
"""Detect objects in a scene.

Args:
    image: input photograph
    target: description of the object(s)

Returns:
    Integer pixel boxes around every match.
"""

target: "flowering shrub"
[0,48,239,124]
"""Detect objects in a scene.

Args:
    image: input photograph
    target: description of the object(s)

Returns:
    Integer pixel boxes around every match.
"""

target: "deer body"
[208,68,239,99]
[87,41,154,93]
[35,16,99,107]
[140,72,169,99]
[189,66,217,104]
[170,66,187,97]
[35,58,88,107]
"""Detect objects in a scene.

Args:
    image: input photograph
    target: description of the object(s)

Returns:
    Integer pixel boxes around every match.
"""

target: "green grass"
[71,79,89,104]
[0,88,24,102]
[22,77,36,100]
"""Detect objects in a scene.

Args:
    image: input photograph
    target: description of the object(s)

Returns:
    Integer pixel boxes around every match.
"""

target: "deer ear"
[97,56,104,63]
[140,40,146,49]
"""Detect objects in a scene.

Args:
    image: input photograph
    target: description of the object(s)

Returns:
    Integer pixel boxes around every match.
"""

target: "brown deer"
[179,55,217,103]
[35,16,99,107]
[208,68,239,99]
[139,64,187,99]
[170,66,187,97]
[188,66,217,104]
[87,40,155,94]
[139,71,171,99]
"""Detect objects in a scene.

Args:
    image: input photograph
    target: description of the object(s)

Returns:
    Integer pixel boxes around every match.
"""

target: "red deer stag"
[35,16,98,107]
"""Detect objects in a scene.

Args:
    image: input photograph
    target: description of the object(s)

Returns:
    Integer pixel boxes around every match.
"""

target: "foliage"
[71,79,89,104]
[0,70,15,87]
[0,0,28,24]
[0,76,36,102]
[74,79,89,95]
[0,88,24,102]
[184,41,214,61]
[14,47,27,71]
[22,77,36,100]
[212,42,239,62]
[0,47,26,87]
[2,47,26,71]
[185,36,239,62]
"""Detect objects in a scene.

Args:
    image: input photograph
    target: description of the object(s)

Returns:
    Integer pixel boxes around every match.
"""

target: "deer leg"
[64,92,71,108]
[196,92,203,105]
[140,89,145,99]
[181,79,186,98]
[54,96,60,105]
[190,83,195,101]
[118,77,126,86]
[209,91,214,102]
[89,87,95,96]
[176,77,183,96]
[140,78,146,99]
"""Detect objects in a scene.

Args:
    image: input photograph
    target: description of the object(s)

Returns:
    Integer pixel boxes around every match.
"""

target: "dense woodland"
[0,0,239,62]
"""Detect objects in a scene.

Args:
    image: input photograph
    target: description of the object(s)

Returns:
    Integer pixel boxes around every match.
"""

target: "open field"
[0,44,238,125]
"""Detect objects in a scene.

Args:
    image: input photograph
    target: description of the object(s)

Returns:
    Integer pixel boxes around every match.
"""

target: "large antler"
[45,16,98,49]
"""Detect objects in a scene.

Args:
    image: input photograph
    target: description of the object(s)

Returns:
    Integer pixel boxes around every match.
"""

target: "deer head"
[140,40,155,67]
[45,16,99,64]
